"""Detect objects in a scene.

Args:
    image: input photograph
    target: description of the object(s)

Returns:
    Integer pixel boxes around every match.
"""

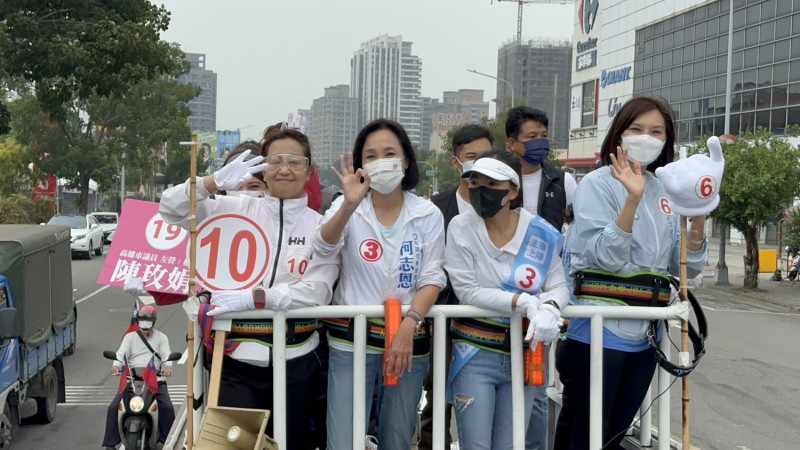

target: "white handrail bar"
[197,302,687,450]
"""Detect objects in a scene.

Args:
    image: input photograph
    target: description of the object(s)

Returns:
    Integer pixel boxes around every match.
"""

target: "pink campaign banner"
[97,199,190,294]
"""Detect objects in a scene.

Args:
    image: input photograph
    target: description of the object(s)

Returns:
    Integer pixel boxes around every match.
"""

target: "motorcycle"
[103,350,182,450]
[788,255,800,281]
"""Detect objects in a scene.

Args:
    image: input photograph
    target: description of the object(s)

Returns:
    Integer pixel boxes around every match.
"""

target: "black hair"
[352,119,420,191]
[505,106,549,140]
[474,148,523,209]
[260,121,312,166]
[599,96,675,172]
[452,124,494,156]
[223,140,261,166]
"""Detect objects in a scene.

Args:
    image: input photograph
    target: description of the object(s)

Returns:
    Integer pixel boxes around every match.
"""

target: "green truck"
[0,225,77,447]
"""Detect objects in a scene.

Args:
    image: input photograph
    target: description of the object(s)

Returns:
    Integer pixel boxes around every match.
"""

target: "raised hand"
[213,150,268,191]
[609,146,645,199]
[330,153,370,207]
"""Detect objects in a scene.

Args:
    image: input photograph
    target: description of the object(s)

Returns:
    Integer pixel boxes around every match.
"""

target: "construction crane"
[494,0,569,44]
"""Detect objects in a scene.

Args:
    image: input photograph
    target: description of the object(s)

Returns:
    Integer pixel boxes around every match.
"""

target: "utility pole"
[716,0,735,286]
[552,73,558,148]
[468,69,515,112]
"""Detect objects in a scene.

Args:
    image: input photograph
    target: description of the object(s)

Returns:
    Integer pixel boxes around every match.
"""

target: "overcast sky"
[160,0,574,141]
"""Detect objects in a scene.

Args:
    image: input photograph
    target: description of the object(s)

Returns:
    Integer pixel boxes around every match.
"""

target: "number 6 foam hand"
[213,150,268,191]
[206,290,255,316]
[654,136,725,217]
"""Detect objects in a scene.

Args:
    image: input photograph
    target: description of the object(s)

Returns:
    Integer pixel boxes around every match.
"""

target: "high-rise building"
[497,39,572,150]
[350,35,424,147]
[179,53,217,132]
[567,0,800,178]
[309,85,358,180]
[429,89,491,151]
[420,97,433,150]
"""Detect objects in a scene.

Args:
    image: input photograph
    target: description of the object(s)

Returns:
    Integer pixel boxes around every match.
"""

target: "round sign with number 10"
[194,213,270,291]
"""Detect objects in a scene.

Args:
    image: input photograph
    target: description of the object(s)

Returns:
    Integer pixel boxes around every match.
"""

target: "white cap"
[461,158,520,186]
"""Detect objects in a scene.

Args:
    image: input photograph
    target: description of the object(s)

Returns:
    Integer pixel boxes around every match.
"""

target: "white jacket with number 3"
[160,177,340,312]
[312,191,447,307]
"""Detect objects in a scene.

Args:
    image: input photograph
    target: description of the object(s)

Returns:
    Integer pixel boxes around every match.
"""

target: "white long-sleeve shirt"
[160,177,340,310]
[159,178,340,363]
[313,191,447,306]
[114,330,172,370]
[445,208,569,313]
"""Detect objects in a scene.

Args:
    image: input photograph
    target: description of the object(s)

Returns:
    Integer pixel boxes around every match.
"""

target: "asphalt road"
[666,290,800,450]
[13,251,189,449]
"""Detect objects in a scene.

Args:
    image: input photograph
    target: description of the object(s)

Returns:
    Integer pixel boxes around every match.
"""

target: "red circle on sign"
[359,239,384,262]
[194,213,269,291]
[145,213,189,250]
[695,175,716,199]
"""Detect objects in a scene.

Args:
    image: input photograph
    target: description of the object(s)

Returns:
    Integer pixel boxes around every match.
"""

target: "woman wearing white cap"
[444,149,569,450]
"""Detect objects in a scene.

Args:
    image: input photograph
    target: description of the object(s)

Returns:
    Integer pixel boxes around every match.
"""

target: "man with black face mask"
[506,106,576,233]
[505,106,576,450]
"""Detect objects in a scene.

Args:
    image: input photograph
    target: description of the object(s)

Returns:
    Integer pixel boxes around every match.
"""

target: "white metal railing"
[165,302,687,450]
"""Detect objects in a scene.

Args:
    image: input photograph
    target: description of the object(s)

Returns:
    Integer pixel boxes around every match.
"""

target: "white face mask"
[138,320,153,331]
[227,190,266,198]
[622,134,665,165]
[457,158,475,174]
[363,157,405,195]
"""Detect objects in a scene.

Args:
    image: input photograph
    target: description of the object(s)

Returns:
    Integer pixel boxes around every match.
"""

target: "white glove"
[207,290,254,316]
[655,136,724,217]
[182,296,201,321]
[123,277,148,296]
[515,292,542,314]
[213,150,268,191]
[528,303,563,344]
[264,284,293,311]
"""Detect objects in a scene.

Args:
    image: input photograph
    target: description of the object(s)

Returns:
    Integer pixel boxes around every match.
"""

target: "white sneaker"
[365,435,379,450]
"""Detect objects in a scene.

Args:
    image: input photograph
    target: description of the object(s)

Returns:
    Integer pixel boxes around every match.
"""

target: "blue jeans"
[449,349,536,450]
[526,342,550,450]
[326,347,429,450]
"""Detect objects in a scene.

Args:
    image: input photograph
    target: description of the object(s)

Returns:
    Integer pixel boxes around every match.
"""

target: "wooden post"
[187,135,198,449]
[680,215,691,449]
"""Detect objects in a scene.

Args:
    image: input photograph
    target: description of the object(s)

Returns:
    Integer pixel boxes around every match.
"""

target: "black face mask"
[469,186,510,218]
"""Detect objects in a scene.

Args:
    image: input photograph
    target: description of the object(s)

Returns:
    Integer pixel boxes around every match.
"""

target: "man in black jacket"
[506,106,575,449]
[505,106,575,232]
[418,124,494,449]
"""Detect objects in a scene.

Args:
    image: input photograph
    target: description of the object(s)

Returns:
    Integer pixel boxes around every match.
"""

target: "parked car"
[89,212,119,244]
[46,215,104,259]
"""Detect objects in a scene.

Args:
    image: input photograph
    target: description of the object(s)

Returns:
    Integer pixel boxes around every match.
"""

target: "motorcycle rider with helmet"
[102,305,175,450]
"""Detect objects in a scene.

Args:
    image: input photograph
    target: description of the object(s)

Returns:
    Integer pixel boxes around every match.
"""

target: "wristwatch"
[543,300,561,311]
[253,287,266,309]
[406,313,424,332]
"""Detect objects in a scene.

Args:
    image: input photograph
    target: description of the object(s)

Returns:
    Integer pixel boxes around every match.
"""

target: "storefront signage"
[576,50,597,71]
[579,0,600,35]
[576,38,597,53]
[600,66,632,88]
[608,97,623,118]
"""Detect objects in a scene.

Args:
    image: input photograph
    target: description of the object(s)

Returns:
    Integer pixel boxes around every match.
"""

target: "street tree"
[10,76,197,212]
[697,127,800,288]
[782,209,800,256]
[1,1,192,211]
[0,1,185,121]
[0,136,30,196]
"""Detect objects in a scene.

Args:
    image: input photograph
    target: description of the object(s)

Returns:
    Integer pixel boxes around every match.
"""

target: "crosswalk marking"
[63,385,187,406]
